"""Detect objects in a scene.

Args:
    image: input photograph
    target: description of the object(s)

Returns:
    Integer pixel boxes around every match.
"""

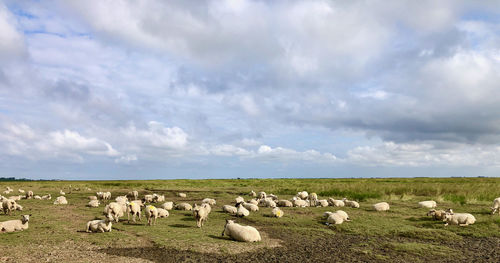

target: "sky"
[1,0,500,180]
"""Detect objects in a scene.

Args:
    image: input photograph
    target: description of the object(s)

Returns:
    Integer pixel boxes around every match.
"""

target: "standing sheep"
[221,220,261,242]
[418,201,437,209]
[145,205,158,226]
[127,201,142,223]
[2,199,16,215]
[0,215,30,233]
[491,197,500,215]
[308,193,318,207]
[373,202,390,212]
[192,204,209,227]
[127,191,139,200]
[103,202,124,222]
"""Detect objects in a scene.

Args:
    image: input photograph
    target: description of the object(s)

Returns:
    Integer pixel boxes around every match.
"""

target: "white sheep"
[103,202,124,222]
[88,196,98,200]
[145,205,158,226]
[127,201,142,223]
[491,197,500,215]
[34,195,42,200]
[308,193,318,206]
[115,196,128,204]
[325,212,345,225]
[271,207,284,218]
[297,191,309,200]
[177,193,187,198]
[161,201,174,210]
[242,202,259,212]
[201,203,212,214]
[2,199,16,215]
[328,198,345,207]
[9,195,21,201]
[316,199,329,207]
[342,198,360,208]
[18,189,25,194]
[87,200,100,208]
[427,209,449,221]
[53,196,68,205]
[373,202,390,211]
[324,210,351,222]
[152,194,165,203]
[127,191,139,200]
[0,215,30,233]
[202,198,216,206]
[257,192,267,200]
[104,192,111,200]
[247,199,259,205]
[259,198,277,208]
[14,203,23,211]
[25,191,34,199]
[418,200,437,209]
[293,199,308,207]
[235,196,245,204]
[175,203,192,211]
[222,220,261,242]
[268,194,278,201]
[193,204,209,227]
[236,203,250,217]
[59,190,65,196]
[443,213,476,226]
[249,190,257,197]
[41,194,51,200]
[222,205,237,215]
[143,194,154,203]
[157,208,170,218]
[277,200,293,207]
[86,216,113,233]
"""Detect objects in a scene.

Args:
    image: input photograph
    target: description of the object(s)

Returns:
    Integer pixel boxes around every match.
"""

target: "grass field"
[1,177,499,262]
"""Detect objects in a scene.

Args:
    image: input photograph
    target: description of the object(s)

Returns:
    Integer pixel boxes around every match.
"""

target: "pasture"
[1,177,499,262]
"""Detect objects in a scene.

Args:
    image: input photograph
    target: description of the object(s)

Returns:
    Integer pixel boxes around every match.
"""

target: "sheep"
[177,193,187,198]
[152,194,165,203]
[277,200,293,207]
[418,200,437,209]
[308,193,318,206]
[316,199,329,207]
[297,191,308,200]
[259,198,276,208]
[221,220,261,242]
[242,202,259,212]
[0,215,30,233]
[86,216,113,233]
[104,192,111,200]
[293,199,308,207]
[88,196,98,200]
[103,202,124,222]
[271,207,284,218]
[192,204,209,227]
[236,203,250,217]
[249,190,257,197]
[2,199,16,215]
[325,212,345,225]
[53,196,68,205]
[87,200,100,208]
[131,199,144,207]
[373,202,390,211]
[247,199,259,205]
[443,213,476,226]
[222,205,237,215]
[157,208,169,218]
[342,198,360,208]
[59,190,65,196]
[145,205,158,226]
[41,194,51,200]
[175,203,192,211]
[25,191,34,199]
[115,196,128,204]
[234,196,244,204]
[201,203,212,214]
[268,194,278,201]
[9,195,22,201]
[127,191,139,200]
[18,189,25,194]
[427,209,449,221]
[257,192,266,200]
[491,197,500,215]
[143,194,154,203]
[127,201,142,223]
[328,198,345,207]
[202,198,216,206]
[14,203,23,211]
[34,195,42,200]
[161,201,174,210]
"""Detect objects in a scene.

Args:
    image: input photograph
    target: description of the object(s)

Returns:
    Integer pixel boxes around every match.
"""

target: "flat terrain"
[1,178,499,263]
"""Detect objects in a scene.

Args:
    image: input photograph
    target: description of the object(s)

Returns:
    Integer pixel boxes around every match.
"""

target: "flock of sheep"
[1,185,500,243]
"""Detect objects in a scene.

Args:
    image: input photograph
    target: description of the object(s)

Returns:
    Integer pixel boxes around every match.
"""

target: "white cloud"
[122,121,188,149]
[0,3,25,59]
[115,154,137,164]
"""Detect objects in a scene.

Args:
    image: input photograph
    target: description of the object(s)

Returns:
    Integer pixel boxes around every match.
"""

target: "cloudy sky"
[1,0,500,180]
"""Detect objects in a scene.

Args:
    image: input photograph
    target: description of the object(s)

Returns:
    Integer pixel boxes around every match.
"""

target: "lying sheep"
[88,196,98,200]
[25,191,34,199]
[235,196,245,204]
[14,203,23,211]
[247,199,259,205]
[249,190,256,197]
[34,195,42,200]
[41,194,51,200]
[373,202,390,211]
[153,194,165,203]
[443,213,476,226]
[308,193,318,206]
[2,199,16,215]
[277,200,293,207]
[418,200,437,209]
[161,201,174,210]
[193,204,209,227]
[86,216,113,233]
[297,191,308,200]
[272,207,284,218]
[293,199,308,207]
[222,205,237,215]
[325,212,345,225]
[9,195,21,201]
[103,202,124,222]
[157,208,169,218]
[236,203,250,217]
[53,196,68,205]
[127,201,142,223]
[257,192,267,200]
[268,194,278,201]
[427,209,449,221]
[242,202,259,212]
[145,205,158,226]
[202,198,216,206]
[316,199,329,207]
[127,191,139,200]
[18,189,25,194]
[175,203,192,211]
[222,220,261,242]
[0,215,30,233]
[325,210,351,222]
[342,198,360,208]
[177,193,187,198]
[59,190,65,196]
[491,197,500,215]
[143,194,154,203]
[259,198,277,208]
[328,198,345,207]
[87,200,100,208]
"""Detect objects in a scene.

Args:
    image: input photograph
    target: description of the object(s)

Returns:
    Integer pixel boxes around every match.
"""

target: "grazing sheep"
[316,199,329,207]
[221,220,261,242]
[257,192,267,200]
[87,200,100,208]
[103,202,124,222]
[25,191,34,199]
[427,209,448,221]
[297,191,309,200]
[127,191,139,200]
[143,194,154,203]
[293,199,308,207]
[145,205,158,226]
[418,201,437,209]
[242,202,259,212]
[192,204,209,227]
[342,198,360,208]
[236,203,250,217]
[443,213,476,226]
[127,201,142,223]
[2,199,16,215]
[88,196,98,200]
[272,207,284,218]
[161,201,174,210]
[177,193,187,198]
[249,190,257,197]
[308,193,318,206]
[59,190,65,196]
[491,197,500,215]
[277,200,293,207]
[175,203,192,211]
[328,198,345,207]
[202,198,216,206]
[222,205,237,215]
[157,208,170,218]
[235,196,245,204]
[41,194,51,200]
[0,215,30,233]
[34,195,42,200]
[86,216,113,233]
[247,199,259,205]
[18,189,25,194]
[53,196,68,205]
[373,202,390,211]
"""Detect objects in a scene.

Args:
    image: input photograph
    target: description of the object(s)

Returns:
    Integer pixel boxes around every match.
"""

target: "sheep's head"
[491,207,498,214]
[426,209,436,216]
[21,214,30,224]
[445,208,454,214]
[443,213,453,221]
